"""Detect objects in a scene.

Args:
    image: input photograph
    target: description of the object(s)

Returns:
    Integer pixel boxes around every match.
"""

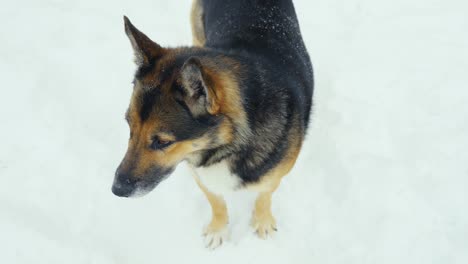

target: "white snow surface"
[1,0,467,263]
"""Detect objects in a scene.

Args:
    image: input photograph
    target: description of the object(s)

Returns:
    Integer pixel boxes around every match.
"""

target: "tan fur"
[190,0,206,47]
[246,120,303,238]
[217,118,234,144]
[177,55,249,144]
[200,58,251,142]
[129,132,211,177]
[251,192,277,239]
[192,174,229,233]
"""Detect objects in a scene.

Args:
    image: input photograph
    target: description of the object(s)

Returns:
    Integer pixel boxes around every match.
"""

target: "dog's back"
[200,0,314,128]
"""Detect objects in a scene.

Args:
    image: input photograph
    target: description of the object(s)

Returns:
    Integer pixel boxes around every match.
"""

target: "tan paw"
[203,225,229,249]
[251,214,277,239]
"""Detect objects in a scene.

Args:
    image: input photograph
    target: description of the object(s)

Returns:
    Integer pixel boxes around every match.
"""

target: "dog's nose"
[112,173,136,197]
[112,182,133,197]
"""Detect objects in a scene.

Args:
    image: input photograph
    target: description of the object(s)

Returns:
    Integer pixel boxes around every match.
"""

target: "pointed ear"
[123,16,163,66]
[180,57,220,116]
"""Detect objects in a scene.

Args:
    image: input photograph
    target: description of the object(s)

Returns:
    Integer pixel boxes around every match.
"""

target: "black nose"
[112,173,136,197]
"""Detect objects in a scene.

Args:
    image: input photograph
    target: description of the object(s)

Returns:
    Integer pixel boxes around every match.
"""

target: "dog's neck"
[187,117,251,168]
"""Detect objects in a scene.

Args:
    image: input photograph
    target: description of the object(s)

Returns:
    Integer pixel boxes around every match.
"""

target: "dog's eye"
[150,137,174,150]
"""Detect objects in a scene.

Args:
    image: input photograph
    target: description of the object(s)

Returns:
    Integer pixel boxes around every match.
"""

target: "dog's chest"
[190,161,241,195]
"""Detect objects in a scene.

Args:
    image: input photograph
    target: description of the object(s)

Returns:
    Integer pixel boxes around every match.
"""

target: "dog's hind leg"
[192,173,229,249]
[190,0,206,47]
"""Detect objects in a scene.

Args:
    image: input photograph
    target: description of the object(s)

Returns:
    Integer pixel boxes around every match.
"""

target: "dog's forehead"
[129,82,176,123]
[130,63,178,119]
[126,50,216,140]
[128,85,213,141]
[135,50,187,87]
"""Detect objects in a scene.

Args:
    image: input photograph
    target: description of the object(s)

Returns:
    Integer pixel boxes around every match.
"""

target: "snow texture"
[1,0,467,263]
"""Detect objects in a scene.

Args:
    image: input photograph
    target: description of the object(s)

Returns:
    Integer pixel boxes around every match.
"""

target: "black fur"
[194,0,313,183]
[202,0,313,126]
[139,87,161,121]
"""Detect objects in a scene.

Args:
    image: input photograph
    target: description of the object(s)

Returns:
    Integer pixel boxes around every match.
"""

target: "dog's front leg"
[248,134,302,239]
[193,175,229,249]
[251,191,277,239]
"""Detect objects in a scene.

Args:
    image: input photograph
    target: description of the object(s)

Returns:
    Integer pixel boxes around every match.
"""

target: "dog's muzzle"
[112,167,174,198]
[112,173,138,197]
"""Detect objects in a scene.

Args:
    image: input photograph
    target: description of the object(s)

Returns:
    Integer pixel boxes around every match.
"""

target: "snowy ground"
[1,0,467,263]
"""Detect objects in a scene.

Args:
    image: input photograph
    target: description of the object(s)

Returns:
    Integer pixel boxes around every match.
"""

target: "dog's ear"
[124,16,163,66]
[179,57,220,117]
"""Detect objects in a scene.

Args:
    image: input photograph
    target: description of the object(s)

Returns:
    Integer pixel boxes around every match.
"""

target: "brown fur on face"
[121,80,214,176]
[112,18,247,197]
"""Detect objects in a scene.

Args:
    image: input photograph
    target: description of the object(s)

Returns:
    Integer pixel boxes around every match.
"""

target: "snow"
[1,0,467,263]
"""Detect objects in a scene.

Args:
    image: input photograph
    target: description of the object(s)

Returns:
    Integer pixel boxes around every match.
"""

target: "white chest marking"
[190,161,241,195]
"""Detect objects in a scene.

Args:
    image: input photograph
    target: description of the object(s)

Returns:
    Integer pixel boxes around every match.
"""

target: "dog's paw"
[251,214,277,239]
[203,225,229,249]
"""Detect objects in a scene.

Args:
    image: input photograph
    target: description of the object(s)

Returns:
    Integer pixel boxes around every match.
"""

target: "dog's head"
[112,17,240,198]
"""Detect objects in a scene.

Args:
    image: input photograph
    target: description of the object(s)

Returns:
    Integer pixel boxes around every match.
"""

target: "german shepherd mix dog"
[112,0,313,249]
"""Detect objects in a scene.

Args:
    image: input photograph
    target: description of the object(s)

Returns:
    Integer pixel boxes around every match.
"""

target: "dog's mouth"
[112,168,174,198]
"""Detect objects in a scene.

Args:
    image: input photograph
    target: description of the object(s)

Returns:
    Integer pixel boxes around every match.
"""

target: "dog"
[112,0,314,249]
